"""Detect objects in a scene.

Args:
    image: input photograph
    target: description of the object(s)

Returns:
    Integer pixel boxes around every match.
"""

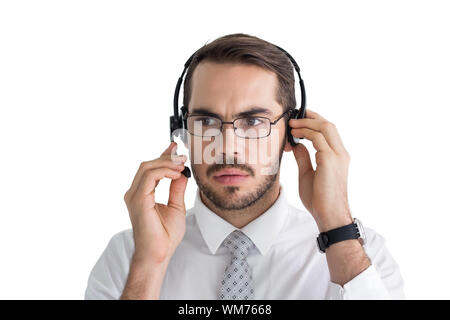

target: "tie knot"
[222,230,254,259]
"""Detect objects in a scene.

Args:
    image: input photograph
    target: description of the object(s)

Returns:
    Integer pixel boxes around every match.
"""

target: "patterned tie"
[218,230,255,300]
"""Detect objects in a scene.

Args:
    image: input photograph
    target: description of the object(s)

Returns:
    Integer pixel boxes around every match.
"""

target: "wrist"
[316,216,367,255]
[132,251,172,268]
[120,254,171,300]
[316,215,353,233]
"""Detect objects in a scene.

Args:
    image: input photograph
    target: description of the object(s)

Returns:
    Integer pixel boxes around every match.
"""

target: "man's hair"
[183,33,297,117]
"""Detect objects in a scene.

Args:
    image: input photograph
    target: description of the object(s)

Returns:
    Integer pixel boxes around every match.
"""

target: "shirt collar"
[193,185,289,256]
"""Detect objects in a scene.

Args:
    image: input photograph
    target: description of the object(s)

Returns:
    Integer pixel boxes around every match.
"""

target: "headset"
[170,44,307,178]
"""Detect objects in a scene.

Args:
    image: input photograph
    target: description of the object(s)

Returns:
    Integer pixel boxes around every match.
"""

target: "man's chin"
[207,183,247,195]
[202,188,255,210]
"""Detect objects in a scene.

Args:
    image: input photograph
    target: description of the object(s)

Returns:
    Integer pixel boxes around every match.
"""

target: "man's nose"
[220,123,242,163]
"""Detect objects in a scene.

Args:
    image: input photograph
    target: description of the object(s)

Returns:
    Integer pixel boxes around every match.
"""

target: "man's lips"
[212,168,249,185]
[213,168,249,177]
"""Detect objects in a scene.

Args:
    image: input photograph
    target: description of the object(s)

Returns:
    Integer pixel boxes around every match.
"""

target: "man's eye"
[244,117,262,126]
[198,117,218,126]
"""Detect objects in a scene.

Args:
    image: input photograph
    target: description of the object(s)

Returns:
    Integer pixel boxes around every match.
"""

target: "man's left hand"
[288,109,353,233]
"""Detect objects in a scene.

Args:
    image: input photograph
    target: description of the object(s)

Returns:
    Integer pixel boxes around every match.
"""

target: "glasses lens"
[234,117,270,138]
[187,115,222,137]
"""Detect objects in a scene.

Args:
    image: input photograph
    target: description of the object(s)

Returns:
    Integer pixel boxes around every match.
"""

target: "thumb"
[167,173,188,211]
[292,143,314,178]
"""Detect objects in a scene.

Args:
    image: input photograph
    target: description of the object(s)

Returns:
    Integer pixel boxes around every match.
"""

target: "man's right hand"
[124,142,189,265]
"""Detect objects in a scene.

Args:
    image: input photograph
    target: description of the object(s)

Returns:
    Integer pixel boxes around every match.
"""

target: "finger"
[161,141,178,157]
[292,142,314,178]
[289,119,346,154]
[291,127,333,153]
[136,167,182,197]
[304,109,326,120]
[167,173,188,212]
[147,155,187,167]
[163,141,189,166]
[289,118,323,129]
[130,145,176,196]
[128,155,187,197]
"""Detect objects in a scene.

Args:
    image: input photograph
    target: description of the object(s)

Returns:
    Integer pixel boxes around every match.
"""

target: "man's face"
[187,62,287,210]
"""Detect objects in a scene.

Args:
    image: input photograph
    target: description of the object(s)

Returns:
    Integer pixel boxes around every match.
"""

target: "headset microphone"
[170,44,307,178]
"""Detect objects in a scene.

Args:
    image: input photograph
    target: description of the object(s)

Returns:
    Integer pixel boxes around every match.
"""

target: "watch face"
[354,218,366,244]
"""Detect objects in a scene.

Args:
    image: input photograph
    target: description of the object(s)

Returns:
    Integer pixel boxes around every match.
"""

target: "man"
[84,33,405,299]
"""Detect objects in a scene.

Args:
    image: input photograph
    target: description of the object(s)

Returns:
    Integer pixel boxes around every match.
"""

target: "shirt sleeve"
[327,227,405,300]
[84,229,134,300]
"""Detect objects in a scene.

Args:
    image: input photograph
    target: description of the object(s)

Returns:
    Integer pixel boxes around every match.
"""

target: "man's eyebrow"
[190,106,274,118]
[189,108,221,118]
[234,107,273,118]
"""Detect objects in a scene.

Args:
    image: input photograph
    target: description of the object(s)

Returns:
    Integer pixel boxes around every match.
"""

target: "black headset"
[170,44,307,178]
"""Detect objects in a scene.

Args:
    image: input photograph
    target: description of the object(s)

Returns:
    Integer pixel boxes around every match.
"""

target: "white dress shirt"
[84,185,405,300]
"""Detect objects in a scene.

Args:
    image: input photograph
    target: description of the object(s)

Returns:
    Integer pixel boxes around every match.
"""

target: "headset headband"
[173,45,306,121]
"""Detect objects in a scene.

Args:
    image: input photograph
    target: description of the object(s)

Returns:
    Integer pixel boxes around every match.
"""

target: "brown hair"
[183,33,296,116]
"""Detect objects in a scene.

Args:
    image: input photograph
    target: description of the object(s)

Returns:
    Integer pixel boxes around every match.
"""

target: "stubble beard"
[192,140,285,211]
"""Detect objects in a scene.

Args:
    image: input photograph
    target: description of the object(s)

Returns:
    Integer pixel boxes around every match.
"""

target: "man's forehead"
[188,62,283,117]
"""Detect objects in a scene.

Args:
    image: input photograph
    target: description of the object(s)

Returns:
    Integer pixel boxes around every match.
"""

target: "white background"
[1,0,449,299]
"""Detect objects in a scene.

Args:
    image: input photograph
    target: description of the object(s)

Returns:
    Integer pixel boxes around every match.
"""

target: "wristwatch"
[316,218,366,253]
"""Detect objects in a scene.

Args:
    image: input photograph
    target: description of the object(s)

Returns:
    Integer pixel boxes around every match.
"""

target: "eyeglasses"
[185,109,292,139]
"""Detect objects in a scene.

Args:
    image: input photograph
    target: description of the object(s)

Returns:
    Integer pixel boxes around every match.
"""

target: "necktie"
[218,230,255,300]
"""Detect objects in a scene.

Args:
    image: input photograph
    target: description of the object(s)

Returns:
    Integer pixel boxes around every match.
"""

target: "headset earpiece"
[287,108,305,147]
[179,106,191,177]
[169,106,191,178]
[180,105,188,145]
[289,108,299,120]
[169,115,181,142]
[169,106,188,143]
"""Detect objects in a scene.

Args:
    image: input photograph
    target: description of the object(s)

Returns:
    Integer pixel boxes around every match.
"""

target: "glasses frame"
[185,109,293,139]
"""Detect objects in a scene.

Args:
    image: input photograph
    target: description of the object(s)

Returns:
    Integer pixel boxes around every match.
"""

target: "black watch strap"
[316,220,360,253]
